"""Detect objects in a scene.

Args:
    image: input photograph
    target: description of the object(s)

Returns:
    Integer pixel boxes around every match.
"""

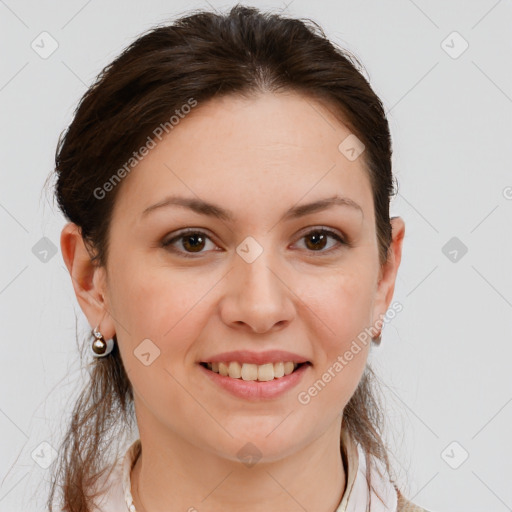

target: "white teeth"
[219,362,229,376]
[273,361,285,378]
[241,363,258,381]
[283,361,295,376]
[257,363,274,381]
[205,361,303,381]
[228,361,242,379]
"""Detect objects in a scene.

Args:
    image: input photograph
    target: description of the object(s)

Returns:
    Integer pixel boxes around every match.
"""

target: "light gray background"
[1,1,511,511]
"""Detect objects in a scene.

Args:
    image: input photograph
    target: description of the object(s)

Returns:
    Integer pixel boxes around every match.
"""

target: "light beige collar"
[337,427,398,511]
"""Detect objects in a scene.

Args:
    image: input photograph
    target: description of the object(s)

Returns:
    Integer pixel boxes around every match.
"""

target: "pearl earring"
[91,326,115,357]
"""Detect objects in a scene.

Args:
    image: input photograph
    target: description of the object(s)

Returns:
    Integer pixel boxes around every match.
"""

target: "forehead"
[112,91,374,225]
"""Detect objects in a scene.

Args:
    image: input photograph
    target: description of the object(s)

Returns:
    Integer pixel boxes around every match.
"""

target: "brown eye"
[162,229,217,257]
[162,227,347,259]
[296,228,346,254]
[304,231,328,251]
[180,233,206,252]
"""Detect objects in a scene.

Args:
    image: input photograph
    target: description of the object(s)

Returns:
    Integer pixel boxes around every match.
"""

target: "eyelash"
[161,227,348,259]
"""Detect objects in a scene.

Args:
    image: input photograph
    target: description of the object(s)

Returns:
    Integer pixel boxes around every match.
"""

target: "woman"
[49,4,426,511]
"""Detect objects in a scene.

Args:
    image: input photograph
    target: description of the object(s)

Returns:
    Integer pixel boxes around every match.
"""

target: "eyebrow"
[141,194,363,222]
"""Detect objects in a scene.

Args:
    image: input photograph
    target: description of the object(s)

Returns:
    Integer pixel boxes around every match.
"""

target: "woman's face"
[80,91,404,462]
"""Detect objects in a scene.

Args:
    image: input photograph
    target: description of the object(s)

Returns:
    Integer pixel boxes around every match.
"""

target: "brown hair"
[47,4,398,510]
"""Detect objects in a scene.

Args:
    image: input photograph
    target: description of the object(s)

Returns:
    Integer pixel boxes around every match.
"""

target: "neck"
[130,417,346,512]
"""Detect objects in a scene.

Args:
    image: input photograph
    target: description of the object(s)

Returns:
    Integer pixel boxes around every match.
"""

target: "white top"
[88,430,424,512]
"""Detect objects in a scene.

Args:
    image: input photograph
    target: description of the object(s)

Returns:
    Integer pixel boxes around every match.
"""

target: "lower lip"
[198,363,310,400]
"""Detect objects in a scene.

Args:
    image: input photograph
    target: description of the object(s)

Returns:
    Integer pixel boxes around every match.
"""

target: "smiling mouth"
[199,361,311,382]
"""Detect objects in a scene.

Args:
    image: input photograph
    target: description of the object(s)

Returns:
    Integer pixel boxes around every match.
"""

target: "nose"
[219,248,294,334]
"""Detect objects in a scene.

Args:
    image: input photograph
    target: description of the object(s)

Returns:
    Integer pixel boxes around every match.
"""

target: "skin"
[61,90,405,512]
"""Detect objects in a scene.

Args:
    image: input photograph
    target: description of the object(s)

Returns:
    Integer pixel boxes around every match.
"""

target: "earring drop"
[91,327,115,357]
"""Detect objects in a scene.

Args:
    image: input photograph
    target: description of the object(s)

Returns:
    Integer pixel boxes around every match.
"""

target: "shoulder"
[396,490,431,512]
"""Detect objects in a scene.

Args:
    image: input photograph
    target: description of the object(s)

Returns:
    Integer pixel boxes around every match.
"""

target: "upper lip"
[200,350,310,365]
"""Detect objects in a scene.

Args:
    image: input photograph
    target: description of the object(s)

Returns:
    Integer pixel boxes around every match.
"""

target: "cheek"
[293,266,375,408]
[108,249,213,339]
[111,264,213,416]
[299,266,376,351]
[109,261,221,407]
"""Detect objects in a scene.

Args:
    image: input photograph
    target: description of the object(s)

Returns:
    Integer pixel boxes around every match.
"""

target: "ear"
[371,216,405,335]
[60,222,116,340]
